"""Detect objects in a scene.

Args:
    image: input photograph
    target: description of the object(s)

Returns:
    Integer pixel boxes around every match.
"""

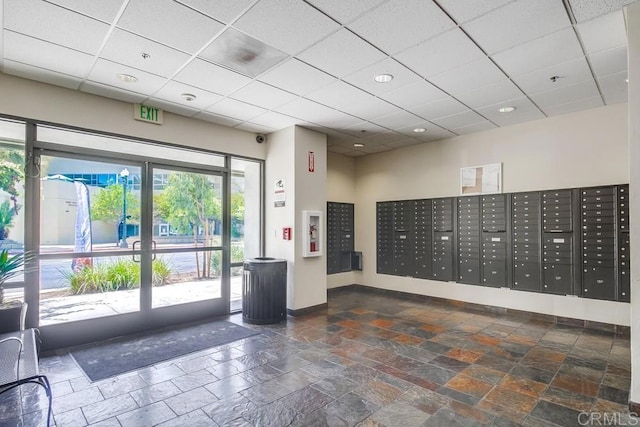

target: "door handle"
[133,241,140,262]
[131,241,156,261]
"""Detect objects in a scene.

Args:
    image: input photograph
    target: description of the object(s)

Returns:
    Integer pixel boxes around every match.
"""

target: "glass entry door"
[34,153,230,338]
[148,166,226,311]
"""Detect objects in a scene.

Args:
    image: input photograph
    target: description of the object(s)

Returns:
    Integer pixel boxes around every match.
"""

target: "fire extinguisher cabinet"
[242,257,287,324]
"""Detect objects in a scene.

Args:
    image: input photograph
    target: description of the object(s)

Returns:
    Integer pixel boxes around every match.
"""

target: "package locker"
[414,199,433,279]
[482,194,508,287]
[457,196,481,284]
[581,187,616,300]
[618,185,630,302]
[542,190,575,295]
[432,198,456,281]
[376,202,394,275]
[512,192,542,292]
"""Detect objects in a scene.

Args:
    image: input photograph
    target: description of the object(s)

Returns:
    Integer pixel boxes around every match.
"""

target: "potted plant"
[0,249,32,333]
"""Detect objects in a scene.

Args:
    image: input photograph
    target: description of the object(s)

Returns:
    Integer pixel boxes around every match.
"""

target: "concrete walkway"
[38,276,243,325]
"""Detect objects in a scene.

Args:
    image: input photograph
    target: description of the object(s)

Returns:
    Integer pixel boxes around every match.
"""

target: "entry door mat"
[70,320,259,382]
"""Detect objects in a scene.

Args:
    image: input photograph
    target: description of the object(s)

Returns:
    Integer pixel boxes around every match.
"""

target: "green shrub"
[66,258,172,294]
[152,258,171,286]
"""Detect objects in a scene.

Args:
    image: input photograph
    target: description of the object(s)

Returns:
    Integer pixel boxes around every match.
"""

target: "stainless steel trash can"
[242,257,287,324]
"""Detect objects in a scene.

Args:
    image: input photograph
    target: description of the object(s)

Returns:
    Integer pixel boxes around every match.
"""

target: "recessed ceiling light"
[373,74,394,83]
[413,128,426,133]
[354,143,365,148]
[181,93,197,102]
[625,78,629,83]
[116,73,138,83]
[498,106,516,113]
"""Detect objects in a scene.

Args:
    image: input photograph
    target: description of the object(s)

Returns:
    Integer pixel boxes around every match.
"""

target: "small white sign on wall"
[460,163,502,195]
[274,179,285,207]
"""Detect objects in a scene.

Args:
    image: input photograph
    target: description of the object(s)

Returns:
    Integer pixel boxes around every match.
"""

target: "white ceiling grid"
[0,0,635,157]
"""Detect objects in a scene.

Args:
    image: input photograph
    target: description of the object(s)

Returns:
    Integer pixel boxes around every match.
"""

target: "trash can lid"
[247,257,286,263]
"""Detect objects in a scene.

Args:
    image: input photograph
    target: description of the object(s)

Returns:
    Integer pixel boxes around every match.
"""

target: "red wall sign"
[308,151,315,172]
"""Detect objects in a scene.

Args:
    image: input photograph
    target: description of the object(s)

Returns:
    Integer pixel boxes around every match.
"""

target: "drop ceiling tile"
[229,81,298,110]
[45,0,124,22]
[340,122,389,138]
[327,145,355,154]
[370,111,425,130]
[511,56,593,94]
[530,79,600,108]
[589,45,628,77]
[198,28,288,78]
[408,97,468,120]
[542,96,604,116]
[394,28,485,78]
[438,0,515,24]
[568,0,637,22]
[453,120,497,135]
[395,123,452,139]
[360,143,395,154]
[275,98,361,127]
[348,0,455,54]
[146,98,199,117]
[463,0,571,54]
[235,122,278,133]
[348,150,368,157]
[341,97,401,121]
[153,80,224,110]
[475,97,545,126]
[194,111,243,127]
[429,57,506,97]
[3,31,95,79]
[87,59,168,95]
[360,132,405,145]
[343,58,422,95]
[305,0,388,24]
[100,29,191,78]
[118,0,225,54]
[305,80,374,111]
[431,110,486,130]
[378,81,448,109]
[492,28,584,77]
[258,59,337,95]
[175,0,255,23]
[3,60,82,90]
[174,58,252,96]
[81,81,147,103]
[206,98,267,121]
[297,29,387,78]
[233,0,341,55]
[409,125,456,142]
[456,79,523,109]
[384,138,421,148]
[577,10,627,54]
[248,111,302,129]
[597,70,628,104]
[4,0,110,54]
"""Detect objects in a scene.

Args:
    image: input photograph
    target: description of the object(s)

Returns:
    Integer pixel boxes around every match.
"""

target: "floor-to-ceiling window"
[2,120,263,348]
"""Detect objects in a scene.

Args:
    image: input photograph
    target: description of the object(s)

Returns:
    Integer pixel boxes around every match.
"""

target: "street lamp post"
[119,168,129,248]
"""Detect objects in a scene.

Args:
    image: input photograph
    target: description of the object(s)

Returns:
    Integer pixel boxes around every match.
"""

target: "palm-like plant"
[0,249,32,304]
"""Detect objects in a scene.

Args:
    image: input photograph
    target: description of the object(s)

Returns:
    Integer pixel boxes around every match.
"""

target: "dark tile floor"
[1,288,636,426]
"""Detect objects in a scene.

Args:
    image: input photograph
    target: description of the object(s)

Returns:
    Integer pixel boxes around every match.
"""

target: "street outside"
[5,242,245,325]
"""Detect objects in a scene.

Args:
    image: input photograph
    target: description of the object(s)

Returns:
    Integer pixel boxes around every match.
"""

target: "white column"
[265,126,328,312]
[627,0,640,410]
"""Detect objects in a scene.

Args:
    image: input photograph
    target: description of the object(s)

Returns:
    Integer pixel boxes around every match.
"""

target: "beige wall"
[626,0,640,406]
[326,152,359,288]
[353,103,630,326]
[0,73,266,160]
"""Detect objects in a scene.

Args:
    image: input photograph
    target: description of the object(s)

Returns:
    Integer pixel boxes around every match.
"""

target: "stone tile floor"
[1,288,635,426]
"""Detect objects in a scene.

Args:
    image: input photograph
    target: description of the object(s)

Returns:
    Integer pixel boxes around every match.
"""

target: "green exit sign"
[134,104,163,125]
